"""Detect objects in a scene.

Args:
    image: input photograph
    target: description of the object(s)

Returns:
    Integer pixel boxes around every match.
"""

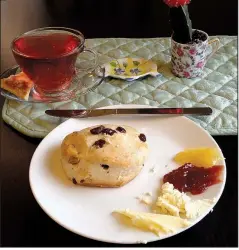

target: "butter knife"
[45,107,212,118]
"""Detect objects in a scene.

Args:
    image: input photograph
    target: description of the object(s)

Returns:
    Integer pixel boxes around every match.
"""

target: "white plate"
[29,104,226,244]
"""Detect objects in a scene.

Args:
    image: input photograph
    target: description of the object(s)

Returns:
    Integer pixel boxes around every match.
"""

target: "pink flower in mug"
[189,48,196,55]
[163,0,190,7]
[183,71,190,78]
[196,61,204,68]
[177,48,184,57]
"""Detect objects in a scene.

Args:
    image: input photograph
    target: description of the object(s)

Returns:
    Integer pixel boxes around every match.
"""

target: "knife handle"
[138,108,212,115]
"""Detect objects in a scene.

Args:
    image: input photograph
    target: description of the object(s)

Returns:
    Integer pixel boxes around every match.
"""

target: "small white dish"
[29,104,226,244]
[99,58,161,81]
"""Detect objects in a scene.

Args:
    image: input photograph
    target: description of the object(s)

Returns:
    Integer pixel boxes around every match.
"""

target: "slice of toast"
[1,72,34,100]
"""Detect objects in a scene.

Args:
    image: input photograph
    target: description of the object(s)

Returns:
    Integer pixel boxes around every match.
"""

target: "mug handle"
[206,38,220,62]
[79,47,98,72]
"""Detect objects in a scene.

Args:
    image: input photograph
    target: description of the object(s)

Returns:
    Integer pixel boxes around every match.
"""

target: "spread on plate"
[114,182,217,236]
[156,182,190,217]
[163,163,223,194]
[155,182,216,219]
[174,147,223,168]
[1,72,33,100]
[113,209,191,236]
[61,133,224,240]
[113,145,223,237]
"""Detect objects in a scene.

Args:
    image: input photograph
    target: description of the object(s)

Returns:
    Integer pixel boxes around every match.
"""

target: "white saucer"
[29,104,226,244]
[1,65,105,103]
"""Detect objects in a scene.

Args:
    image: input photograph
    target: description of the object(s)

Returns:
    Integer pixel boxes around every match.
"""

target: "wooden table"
[0,95,238,247]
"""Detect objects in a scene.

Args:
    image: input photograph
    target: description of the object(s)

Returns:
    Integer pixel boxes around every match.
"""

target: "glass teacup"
[11,27,97,99]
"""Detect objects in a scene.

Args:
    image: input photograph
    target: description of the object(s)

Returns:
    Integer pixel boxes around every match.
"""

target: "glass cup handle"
[81,47,98,72]
[206,38,220,62]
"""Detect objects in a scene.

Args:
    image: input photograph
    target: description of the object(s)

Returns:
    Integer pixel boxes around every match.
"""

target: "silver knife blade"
[45,107,212,118]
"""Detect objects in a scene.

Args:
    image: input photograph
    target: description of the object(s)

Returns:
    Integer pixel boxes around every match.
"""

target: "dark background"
[1,0,238,247]
[45,0,238,38]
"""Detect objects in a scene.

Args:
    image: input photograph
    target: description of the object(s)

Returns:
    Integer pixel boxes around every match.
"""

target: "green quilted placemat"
[2,36,237,138]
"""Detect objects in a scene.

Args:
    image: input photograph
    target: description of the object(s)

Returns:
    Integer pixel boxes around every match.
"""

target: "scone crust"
[61,158,144,188]
[61,124,148,168]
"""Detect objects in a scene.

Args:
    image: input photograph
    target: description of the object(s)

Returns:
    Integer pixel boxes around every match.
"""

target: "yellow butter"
[155,183,216,219]
[114,209,191,236]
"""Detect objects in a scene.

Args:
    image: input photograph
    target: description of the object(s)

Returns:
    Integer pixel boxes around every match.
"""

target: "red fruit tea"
[12,31,83,93]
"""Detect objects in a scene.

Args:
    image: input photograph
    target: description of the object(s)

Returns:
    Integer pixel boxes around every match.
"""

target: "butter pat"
[156,182,190,216]
[114,209,191,236]
[156,197,180,217]
[156,183,216,219]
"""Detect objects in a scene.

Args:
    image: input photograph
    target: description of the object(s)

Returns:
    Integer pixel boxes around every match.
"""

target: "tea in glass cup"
[11,27,97,98]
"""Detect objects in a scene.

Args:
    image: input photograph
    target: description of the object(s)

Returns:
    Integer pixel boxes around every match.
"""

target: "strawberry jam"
[163,163,223,195]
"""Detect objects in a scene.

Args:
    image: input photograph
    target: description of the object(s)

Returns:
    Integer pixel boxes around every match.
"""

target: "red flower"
[163,0,190,7]
[189,48,196,55]
[177,48,184,57]
[183,71,190,78]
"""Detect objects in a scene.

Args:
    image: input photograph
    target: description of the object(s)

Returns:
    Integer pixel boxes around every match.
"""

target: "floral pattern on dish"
[171,34,220,79]
[101,58,161,81]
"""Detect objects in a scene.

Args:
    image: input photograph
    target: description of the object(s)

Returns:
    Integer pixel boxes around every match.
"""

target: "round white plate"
[29,104,226,244]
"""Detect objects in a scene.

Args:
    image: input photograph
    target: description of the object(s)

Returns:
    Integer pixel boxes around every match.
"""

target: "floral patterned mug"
[171,29,220,78]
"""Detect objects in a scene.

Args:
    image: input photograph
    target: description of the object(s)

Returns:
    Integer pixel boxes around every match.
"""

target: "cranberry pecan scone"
[61,124,149,187]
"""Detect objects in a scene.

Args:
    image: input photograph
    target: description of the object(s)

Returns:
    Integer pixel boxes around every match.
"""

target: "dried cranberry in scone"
[72,178,77,185]
[93,139,106,148]
[101,164,109,170]
[90,125,105,135]
[101,128,117,136]
[116,126,126,133]
[139,133,147,142]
